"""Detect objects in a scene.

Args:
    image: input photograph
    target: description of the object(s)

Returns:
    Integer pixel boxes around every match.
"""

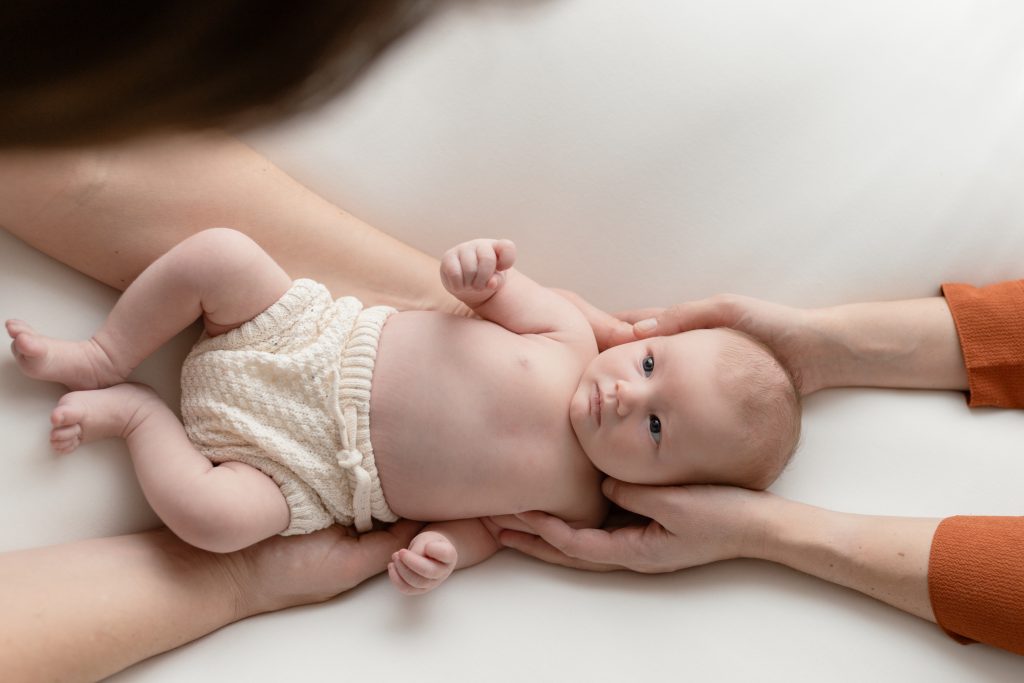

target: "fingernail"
[634,319,656,333]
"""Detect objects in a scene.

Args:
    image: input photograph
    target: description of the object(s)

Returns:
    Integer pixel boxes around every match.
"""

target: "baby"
[7,229,800,594]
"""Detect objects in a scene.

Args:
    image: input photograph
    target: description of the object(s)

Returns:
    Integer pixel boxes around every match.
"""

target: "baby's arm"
[553,288,636,350]
[440,239,590,343]
[387,518,501,595]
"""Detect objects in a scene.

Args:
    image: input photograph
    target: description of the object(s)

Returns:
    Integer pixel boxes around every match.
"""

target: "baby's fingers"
[388,562,427,595]
[457,244,480,289]
[440,251,464,291]
[389,552,445,595]
[422,539,457,565]
[492,239,516,271]
[472,242,497,289]
[397,548,452,579]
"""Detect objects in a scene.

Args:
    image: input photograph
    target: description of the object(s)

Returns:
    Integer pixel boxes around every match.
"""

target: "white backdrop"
[2,1,1024,680]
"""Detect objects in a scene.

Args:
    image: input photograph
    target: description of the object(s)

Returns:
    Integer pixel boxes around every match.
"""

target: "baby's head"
[570,328,800,489]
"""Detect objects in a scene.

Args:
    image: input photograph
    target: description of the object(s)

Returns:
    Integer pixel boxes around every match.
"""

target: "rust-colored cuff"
[941,280,1024,408]
[929,516,1024,654]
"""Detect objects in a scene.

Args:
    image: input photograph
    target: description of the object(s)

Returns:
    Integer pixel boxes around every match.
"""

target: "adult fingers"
[499,530,622,572]
[612,307,665,325]
[512,511,641,568]
[632,295,747,339]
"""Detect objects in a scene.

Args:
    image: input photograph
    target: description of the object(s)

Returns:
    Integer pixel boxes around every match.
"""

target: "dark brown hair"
[0,1,437,148]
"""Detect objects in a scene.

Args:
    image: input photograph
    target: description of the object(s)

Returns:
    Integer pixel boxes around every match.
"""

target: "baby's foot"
[6,319,126,390]
[50,384,161,454]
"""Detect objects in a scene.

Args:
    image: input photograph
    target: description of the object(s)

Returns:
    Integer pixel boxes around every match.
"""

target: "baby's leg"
[7,228,292,390]
[53,384,290,553]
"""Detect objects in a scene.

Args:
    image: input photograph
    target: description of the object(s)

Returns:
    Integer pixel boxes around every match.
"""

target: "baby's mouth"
[591,385,602,426]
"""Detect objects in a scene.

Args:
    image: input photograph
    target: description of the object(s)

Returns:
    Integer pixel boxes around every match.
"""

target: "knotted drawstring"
[330,381,374,532]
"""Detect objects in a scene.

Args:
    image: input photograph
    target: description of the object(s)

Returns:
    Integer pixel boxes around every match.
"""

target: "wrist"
[797,304,907,393]
[735,492,805,561]
[144,529,253,621]
[799,306,857,392]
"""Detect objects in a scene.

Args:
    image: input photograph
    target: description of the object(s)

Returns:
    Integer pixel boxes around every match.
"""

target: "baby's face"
[569,330,748,485]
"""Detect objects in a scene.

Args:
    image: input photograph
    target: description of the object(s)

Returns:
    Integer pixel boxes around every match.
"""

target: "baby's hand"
[440,238,516,306]
[388,530,458,595]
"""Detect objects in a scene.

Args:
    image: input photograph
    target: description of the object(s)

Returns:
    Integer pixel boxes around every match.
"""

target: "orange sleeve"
[929,281,1024,652]
[941,279,1024,408]
[929,517,1024,654]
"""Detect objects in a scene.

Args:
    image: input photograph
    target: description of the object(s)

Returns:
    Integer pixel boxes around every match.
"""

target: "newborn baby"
[6,229,799,594]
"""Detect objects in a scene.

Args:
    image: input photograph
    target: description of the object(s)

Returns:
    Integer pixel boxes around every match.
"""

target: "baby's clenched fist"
[440,238,516,306]
[388,530,458,595]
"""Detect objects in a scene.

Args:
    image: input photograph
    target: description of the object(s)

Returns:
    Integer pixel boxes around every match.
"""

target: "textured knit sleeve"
[929,517,1024,654]
[927,279,1024,653]
[941,279,1024,408]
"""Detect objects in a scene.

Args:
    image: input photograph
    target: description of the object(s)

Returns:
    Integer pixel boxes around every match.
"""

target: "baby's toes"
[51,398,86,428]
[5,319,31,339]
[50,428,82,454]
[11,330,46,361]
[51,423,83,443]
[51,438,81,455]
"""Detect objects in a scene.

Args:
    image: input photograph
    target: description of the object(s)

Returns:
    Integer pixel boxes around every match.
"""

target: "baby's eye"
[642,355,655,377]
[648,415,662,444]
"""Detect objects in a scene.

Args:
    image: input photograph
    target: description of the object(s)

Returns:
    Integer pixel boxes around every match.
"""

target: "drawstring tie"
[331,382,373,532]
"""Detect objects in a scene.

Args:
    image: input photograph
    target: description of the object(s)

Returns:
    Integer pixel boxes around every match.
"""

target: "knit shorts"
[180,278,398,534]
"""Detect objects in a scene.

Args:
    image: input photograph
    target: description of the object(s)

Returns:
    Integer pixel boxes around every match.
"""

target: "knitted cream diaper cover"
[180,278,398,534]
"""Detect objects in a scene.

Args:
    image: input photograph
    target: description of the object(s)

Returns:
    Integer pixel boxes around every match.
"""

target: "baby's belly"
[368,310,587,520]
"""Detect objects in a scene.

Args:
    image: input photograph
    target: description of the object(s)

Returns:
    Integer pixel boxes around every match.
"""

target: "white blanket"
[3,1,1024,679]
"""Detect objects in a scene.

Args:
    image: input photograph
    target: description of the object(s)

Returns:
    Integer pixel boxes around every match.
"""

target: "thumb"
[356,519,423,563]
[493,239,517,271]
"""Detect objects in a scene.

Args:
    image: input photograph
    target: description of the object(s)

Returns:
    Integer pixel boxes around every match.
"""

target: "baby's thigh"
[168,228,293,334]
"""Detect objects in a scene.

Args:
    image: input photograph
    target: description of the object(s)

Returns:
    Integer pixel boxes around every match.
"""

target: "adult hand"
[499,479,775,573]
[226,519,423,616]
[618,294,828,394]
[620,293,968,395]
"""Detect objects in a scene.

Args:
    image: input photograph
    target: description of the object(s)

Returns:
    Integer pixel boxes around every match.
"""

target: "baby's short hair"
[715,329,801,490]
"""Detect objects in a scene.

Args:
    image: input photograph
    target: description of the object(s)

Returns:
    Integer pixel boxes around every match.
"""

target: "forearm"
[753,497,940,622]
[0,135,462,314]
[553,288,633,349]
[810,297,968,392]
[0,530,245,683]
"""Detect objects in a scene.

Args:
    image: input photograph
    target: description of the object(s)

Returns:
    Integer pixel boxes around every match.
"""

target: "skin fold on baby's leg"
[6,227,292,390]
[12,227,298,551]
[54,383,290,553]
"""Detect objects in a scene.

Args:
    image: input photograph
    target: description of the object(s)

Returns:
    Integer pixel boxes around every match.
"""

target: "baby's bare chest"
[368,311,597,520]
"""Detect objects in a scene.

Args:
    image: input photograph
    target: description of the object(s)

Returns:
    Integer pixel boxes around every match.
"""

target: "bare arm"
[625,294,967,395]
[0,522,421,683]
[553,288,635,350]
[440,238,591,342]
[388,518,502,595]
[501,480,939,622]
[0,134,464,314]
